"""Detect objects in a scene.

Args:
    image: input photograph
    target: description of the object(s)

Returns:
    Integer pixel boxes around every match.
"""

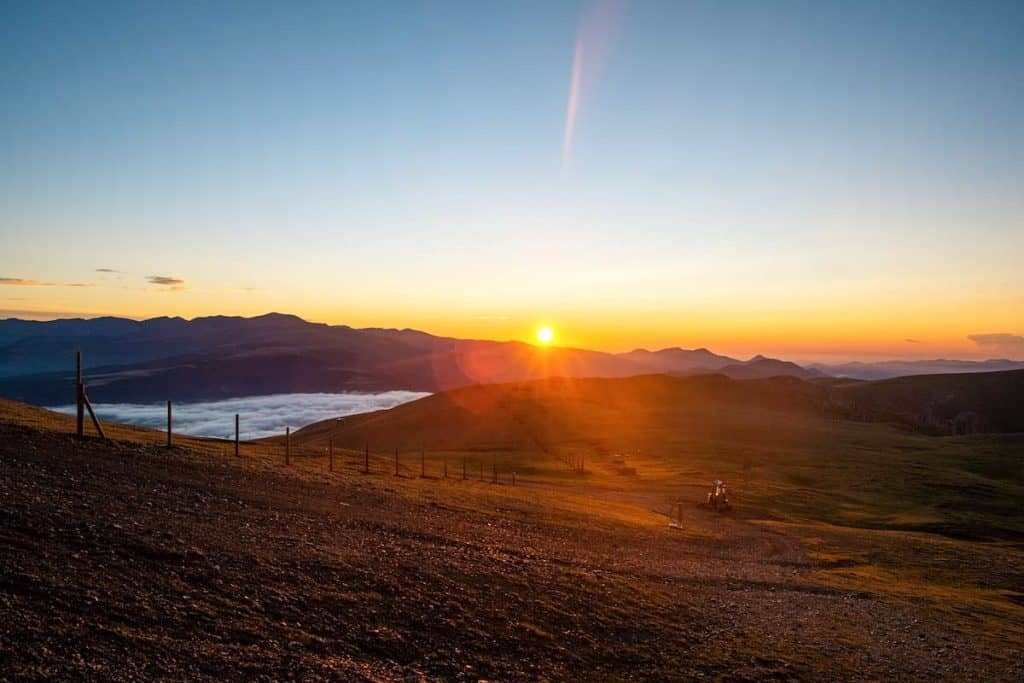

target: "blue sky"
[1,1,1022,359]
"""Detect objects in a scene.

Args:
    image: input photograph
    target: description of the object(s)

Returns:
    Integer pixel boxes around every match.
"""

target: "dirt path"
[2,420,1021,681]
[521,478,809,568]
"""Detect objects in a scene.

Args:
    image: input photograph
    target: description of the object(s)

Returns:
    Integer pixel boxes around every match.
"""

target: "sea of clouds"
[50,391,429,440]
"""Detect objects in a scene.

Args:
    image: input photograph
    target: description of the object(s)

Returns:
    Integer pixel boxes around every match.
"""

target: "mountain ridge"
[1,313,1020,403]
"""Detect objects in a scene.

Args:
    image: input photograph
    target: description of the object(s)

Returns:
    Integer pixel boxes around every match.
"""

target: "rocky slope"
[1,405,1021,680]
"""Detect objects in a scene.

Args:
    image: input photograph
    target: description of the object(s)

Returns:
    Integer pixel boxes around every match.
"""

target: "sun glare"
[536,326,555,345]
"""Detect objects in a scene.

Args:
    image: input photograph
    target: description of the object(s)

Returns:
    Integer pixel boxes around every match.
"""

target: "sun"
[536,326,555,345]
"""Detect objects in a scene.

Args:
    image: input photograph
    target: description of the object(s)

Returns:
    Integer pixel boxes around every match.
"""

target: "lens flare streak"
[561,0,626,171]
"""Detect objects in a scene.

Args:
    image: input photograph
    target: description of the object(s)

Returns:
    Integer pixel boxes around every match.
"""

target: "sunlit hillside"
[286,373,1024,540]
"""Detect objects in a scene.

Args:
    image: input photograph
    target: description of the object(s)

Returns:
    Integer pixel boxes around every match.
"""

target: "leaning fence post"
[285,427,290,466]
[75,351,84,438]
[82,392,106,440]
[234,414,240,457]
[166,400,173,448]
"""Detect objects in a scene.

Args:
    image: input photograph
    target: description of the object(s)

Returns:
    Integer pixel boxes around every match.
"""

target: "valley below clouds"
[50,391,429,440]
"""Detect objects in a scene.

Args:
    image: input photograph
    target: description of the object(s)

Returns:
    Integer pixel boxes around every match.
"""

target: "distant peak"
[652,347,711,355]
[253,312,306,322]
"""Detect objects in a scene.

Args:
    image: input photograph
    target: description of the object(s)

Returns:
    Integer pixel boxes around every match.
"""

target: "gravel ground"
[1,420,1021,681]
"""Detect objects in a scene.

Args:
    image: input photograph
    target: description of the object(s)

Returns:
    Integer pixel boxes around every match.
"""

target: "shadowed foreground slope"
[1,400,1022,680]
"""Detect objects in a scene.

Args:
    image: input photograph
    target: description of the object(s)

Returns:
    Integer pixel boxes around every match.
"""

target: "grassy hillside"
[829,368,1024,433]
[287,374,829,449]
[285,373,1024,541]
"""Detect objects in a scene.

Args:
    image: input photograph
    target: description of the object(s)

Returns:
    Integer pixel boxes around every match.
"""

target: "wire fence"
[257,440,522,486]
[64,351,597,488]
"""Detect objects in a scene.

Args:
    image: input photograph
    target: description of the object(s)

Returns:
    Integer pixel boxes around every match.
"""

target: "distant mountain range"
[808,358,1024,380]
[0,313,1020,404]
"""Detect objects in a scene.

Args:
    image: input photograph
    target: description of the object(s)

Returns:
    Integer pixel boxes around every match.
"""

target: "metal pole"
[166,400,172,447]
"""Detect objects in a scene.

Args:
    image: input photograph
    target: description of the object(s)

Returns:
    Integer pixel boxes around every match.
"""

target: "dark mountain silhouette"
[617,346,738,373]
[5,314,1018,406]
[0,313,819,404]
[809,358,1024,380]
[716,356,826,380]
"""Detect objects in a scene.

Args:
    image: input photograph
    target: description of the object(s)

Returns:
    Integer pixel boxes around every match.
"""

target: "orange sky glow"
[2,277,1020,362]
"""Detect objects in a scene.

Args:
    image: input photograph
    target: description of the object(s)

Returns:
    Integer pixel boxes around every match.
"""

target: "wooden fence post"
[443,456,448,479]
[329,436,334,472]
[420,448,425,477]
[70,352,104,440]
[512,472,516,487]
[364,443,369,474]
[462,456,467,480]
[479,461,483,482]
[75,351,84,438]
[285,427,290,465]
[166,400,172,448]
[394,448,399,476]
[492,462,497,484]
[234,414,240,457]
[82,393,106,440]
